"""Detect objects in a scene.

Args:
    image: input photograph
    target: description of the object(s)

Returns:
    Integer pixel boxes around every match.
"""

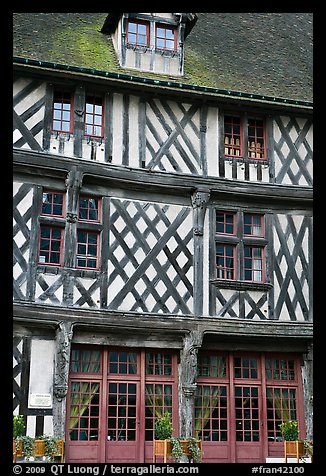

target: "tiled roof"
[13,12,313,103]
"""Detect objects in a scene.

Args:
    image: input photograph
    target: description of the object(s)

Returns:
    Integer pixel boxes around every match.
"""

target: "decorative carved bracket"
[180,330,203,389]
[191,189,210,236]
[65,167,83,219]
[53,320,74,402]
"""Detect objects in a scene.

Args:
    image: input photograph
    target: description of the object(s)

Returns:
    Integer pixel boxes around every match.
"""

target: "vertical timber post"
[53,320,74,438]
[302,343,313,440]
[179,330,203,438]
[191,189,210,317]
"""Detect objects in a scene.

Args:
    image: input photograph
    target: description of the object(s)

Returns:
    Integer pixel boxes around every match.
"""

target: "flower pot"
[153,439,202,462]
[13,438,65,463]
[284,440,305,463]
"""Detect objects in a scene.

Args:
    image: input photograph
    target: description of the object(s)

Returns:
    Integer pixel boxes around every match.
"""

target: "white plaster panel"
[112,93,123,165]
[206,106,218,177]
[128,95,140,168]
[28,339,55,408]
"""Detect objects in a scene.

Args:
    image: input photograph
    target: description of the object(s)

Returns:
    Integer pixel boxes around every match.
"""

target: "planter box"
[153,439,202,463]
[284,440,305,463]
[13,439,65,463]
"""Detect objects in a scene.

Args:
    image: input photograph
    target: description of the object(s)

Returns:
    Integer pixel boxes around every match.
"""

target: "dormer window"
[155,24,177,51]
[126,20,149,47]
[101,13,197,77]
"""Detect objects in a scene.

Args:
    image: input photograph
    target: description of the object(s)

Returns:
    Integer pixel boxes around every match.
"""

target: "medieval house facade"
[13,13,313,463]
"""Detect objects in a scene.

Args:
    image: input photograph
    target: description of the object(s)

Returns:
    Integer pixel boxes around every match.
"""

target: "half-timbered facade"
[13,13,313,463]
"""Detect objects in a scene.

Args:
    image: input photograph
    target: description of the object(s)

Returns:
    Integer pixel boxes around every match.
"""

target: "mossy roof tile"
[13,12,312,103]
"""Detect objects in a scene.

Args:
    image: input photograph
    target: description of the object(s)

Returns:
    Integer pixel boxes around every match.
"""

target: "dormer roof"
[100,13,197,37]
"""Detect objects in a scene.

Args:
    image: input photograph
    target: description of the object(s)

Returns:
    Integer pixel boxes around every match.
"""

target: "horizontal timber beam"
[13,148,312,208]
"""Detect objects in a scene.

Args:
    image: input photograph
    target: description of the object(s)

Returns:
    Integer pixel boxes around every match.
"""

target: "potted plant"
[279,420,305,463]
[153,413,202,463]
[13,416,65,463]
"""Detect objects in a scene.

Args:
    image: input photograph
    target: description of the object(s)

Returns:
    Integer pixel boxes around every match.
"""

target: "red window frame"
[243,245,264,282]
[248,117,266,160]
[108,350,138,375]
[216,211,236,235]
[70,348,102,374]
[76,230,99,270]
[84,95,104,138]
[68,380,101,442]
[224,115,242,158]
[78,196,101,223]
[243,213,264,237]
[216,244,236,280]
[38,225,63,266]
[155,23,177,51]
[126,20,149,47]
[52,90,73,133]
[41,191,65,217]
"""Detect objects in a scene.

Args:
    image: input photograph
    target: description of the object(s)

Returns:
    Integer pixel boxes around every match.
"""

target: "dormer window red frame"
[155,24,177,51]
[126,20,149,47]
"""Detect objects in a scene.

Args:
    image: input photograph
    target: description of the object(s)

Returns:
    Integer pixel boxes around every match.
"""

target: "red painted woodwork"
[66,348,305,463]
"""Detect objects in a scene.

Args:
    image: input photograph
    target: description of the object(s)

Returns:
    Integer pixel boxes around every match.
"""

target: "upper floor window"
[41,191,65,217]
[155,24,177,51]
[84,96,104,138]
[127,20,149,47]
[78,196,100,222]
[215,210,266,283]
[52,90,73,133]
[224,114,266,161]
[39,225,63,265]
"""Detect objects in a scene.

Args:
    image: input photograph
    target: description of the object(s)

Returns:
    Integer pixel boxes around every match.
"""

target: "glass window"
[79,197,100,222]
[216,244,235,280]
[244,213,264,237]
[155,24,176,51]
[127,20,149,46]
[39,225,63,265]
[224,116,242,157]
[52,91,72,132]
[84,96,103,137]
[244,246,263,282]
[216,211,235,235]
[248,118,266,160]
[41,191,64,217]
[76,230,99,269]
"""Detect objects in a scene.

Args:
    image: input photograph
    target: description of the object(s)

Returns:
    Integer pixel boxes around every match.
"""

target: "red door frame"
[65,346,179,463]
[196,351,305,463]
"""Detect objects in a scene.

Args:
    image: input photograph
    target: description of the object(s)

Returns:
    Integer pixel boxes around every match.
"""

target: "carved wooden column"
[179,330,203,438]
[302,343,313,440]
[191,189,210,316]
[53,320,74,438]
[62,168,83,305]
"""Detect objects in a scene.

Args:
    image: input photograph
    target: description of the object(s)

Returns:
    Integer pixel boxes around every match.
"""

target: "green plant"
[16,435,36,461]
[13,415,25,438]
[279,420,300,441]
[187,437,201,463]
[38,435,61,462]
[170,437,184,462]
[154,413,173,440]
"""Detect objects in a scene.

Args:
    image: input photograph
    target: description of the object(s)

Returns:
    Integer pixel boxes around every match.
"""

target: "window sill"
[37,265,100,279]
[210,279,273,292]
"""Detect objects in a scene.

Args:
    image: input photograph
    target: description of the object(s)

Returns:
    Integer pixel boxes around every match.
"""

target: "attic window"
[127,20,149,47]
[155,24,177,51]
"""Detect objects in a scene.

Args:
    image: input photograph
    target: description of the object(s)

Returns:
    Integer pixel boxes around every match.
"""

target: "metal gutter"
[13,56,313,110]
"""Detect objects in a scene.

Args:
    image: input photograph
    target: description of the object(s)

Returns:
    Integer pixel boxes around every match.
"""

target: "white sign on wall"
[29,393,52,408]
